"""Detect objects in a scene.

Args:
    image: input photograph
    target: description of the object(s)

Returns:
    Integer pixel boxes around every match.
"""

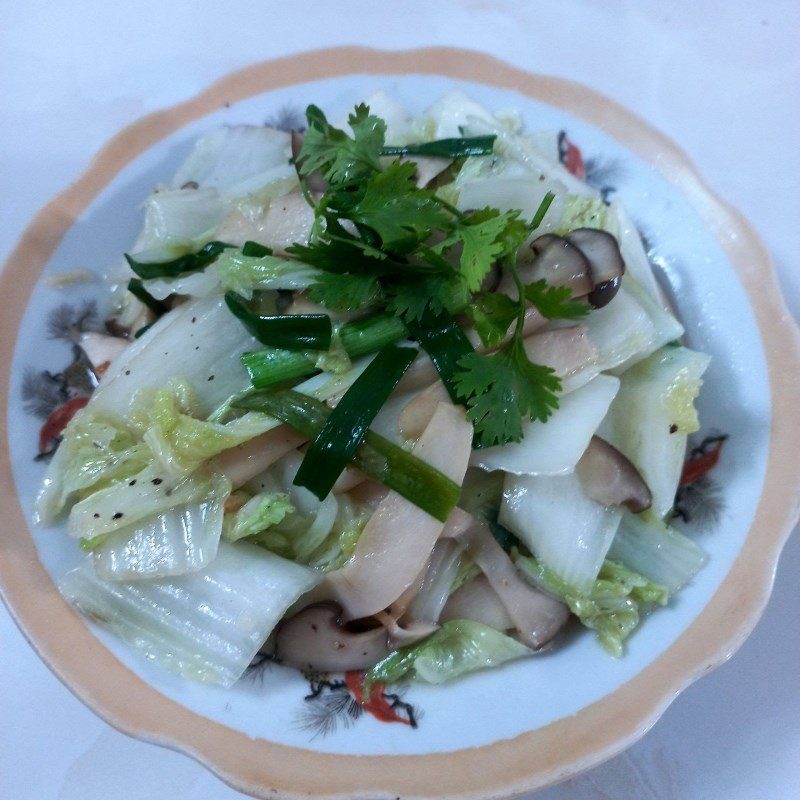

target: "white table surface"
[2,2,798,798]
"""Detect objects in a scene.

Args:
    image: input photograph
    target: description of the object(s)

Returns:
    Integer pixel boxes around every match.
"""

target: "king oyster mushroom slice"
[565,228,626,309]
[274,602,389,672]
[374,611,440,648]
[441,575,514,632]
[459,519,569,650]
[576,436,652,513]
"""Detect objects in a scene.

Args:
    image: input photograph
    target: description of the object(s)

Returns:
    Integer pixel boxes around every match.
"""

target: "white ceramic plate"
[2,48,799,799]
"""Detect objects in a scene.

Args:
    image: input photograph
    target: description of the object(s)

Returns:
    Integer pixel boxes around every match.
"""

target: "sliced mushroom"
[331,465,367,494]
[325,403,472,620]
[210,426,306,489]
[459,519,569,650]
[441,575,514,631]
[397,382,450,440]
[289,129,303,160]
[576,436,652,513]
[274,603,389,672]
[520,325,598,387]
[565,228,626,308]
[500,233,594,299]
[374,611,439,648]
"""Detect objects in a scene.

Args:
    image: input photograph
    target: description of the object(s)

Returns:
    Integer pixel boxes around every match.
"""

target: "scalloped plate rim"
[1,46,799,800]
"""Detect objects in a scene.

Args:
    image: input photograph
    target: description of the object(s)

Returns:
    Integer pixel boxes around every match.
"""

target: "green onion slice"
[241,312,408,389]
[294,345,417,499]
[127,278,168,315]
[233,389,459,522]
[380,135,496,159]
[133,322,154,339]
[241,241,272,257]
[406,309,474,404]
[224,292,332,351]
[124,240,234,280]
[530,191,556,229]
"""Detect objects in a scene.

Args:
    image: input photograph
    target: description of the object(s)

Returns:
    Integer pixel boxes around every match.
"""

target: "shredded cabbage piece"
[364,619,530,691]
[60,542,320,687]
[93,472,231,579]
[134,379,276,478]
[516,555,668,656]
[35,411,150,524]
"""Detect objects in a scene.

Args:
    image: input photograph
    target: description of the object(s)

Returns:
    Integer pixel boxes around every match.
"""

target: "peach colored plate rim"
[2,47,800,800]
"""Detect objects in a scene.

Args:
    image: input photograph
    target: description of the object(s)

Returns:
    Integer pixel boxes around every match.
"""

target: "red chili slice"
[344,670,410,726]
[560,134,586,179]
[38,396,89,454]
[679,439,725,487]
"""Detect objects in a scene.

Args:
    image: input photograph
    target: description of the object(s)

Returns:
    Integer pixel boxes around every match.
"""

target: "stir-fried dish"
[38,92,711,691]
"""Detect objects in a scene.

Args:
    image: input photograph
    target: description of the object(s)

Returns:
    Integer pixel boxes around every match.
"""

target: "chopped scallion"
[241,312,408,388]
[127,278,168,315]
[294,345,417,499]
[224,292,332,351]
[241,241,272,257]
[124,240,233,280]
[380,135,496,159]
[406,309,474,404]
[233,389,459,522]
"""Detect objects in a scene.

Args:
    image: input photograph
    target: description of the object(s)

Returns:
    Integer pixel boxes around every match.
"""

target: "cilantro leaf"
[463,292,518,348]
[454,351,524,445]
[286,238,392,276]
[512,341,562,423]
[524,279,590,320]
[454,341,561,446]
[308,272,381,312]
[386,273,468,322]
[345,161,454,252]
[298,104,385,184]
[457,210,518,290]
[432,208,521,294]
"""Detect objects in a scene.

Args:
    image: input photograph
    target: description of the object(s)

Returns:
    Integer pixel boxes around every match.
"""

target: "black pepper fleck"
[93,513,100,518]
[129,479,137,486]
[112,512,123,520]
[124,369,131,376]
[207,375,215,381]
[152,478,163,485]
[191,317,197,323]
[669,424,678,433]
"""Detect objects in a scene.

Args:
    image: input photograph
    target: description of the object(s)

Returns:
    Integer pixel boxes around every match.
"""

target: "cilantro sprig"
[298,103,386,184]
[454,247,567,446]
[291,104,590,446]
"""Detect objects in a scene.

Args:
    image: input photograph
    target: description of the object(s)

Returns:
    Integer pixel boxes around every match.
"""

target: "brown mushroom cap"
[516,234,595,298]
[576,436,652,513]
[274,602,389,672]
[565,228,626,308]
